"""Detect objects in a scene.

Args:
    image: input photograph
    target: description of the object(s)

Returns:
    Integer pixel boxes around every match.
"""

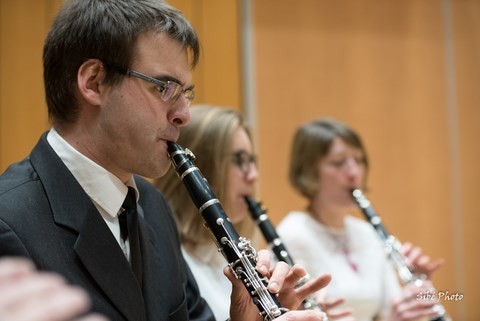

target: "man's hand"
[225,249,330,321]
[0,257,108,321]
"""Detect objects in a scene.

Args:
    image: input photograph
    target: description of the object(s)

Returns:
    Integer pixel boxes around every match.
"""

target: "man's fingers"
[0,257,35,284]
[295,273,331,299]
[267,261,291,293]
[256,249,272,276]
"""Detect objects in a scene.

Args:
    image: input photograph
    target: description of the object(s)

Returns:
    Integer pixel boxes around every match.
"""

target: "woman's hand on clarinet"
[226,249,330,321]
[316,290,354,321]
[388,280,441,321]
[401,242,444,279]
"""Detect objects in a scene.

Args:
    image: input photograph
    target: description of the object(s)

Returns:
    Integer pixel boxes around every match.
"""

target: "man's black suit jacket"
[0,133,214,321]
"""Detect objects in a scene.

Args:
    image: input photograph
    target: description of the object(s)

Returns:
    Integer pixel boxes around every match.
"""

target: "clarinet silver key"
[351,189,452,321]
[167,141,288,321]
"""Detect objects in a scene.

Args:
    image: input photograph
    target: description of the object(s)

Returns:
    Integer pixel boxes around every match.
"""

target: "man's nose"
[170,98,191,126]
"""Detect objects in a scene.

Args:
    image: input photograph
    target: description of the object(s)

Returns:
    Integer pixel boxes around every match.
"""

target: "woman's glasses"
[231,151,257,175]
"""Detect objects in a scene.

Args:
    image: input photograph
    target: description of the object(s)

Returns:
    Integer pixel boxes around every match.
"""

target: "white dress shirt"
[47,128,138,261]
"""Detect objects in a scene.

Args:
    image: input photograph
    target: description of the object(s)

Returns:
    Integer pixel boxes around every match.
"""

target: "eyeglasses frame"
[231,150,257,176]
[125,69,195,105]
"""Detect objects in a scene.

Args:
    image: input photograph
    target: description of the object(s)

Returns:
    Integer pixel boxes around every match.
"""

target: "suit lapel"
[137,210,166,319]
[75,209,146,321]
[137,199,194,321]
[30,133,147,321]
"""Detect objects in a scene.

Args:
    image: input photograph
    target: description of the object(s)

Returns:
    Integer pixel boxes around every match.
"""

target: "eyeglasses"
[231,151,257,175]
[124,68,195,105]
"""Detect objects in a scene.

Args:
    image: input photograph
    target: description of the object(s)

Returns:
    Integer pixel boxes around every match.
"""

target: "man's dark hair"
[43,0,200,126]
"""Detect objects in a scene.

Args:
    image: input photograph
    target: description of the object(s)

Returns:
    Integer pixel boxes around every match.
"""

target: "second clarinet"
[245,196,328,320]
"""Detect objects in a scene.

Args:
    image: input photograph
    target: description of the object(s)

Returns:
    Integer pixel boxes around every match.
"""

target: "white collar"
[47,128,138,218]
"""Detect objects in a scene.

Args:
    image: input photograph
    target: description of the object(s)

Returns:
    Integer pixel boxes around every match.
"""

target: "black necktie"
[119,187,143,289]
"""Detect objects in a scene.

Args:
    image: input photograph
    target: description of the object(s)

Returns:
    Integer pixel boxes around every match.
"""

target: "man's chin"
[138,162,171,180]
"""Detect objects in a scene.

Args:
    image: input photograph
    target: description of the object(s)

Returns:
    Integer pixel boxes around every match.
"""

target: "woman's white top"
[182,244,231,321]
[277,211,401,321]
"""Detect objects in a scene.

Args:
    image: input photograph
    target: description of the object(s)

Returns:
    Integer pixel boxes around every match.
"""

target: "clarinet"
[167,142,288,321]
[245,196,328,320]
[351,189,451,321]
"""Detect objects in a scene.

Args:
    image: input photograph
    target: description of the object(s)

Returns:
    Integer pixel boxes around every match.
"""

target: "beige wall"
[253,1,479,320]
[0,0,59,172]
[170,0,242,108]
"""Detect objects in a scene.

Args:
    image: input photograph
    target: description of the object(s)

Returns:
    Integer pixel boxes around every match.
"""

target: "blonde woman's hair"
[155,105,256,252]
[289,118,369,199]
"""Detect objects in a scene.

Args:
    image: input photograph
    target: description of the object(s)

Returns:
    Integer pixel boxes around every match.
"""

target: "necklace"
[308,209,358,272]
[325,226,358,273]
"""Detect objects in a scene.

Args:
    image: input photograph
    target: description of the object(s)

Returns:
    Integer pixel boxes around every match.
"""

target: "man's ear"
[77,59,107,106]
